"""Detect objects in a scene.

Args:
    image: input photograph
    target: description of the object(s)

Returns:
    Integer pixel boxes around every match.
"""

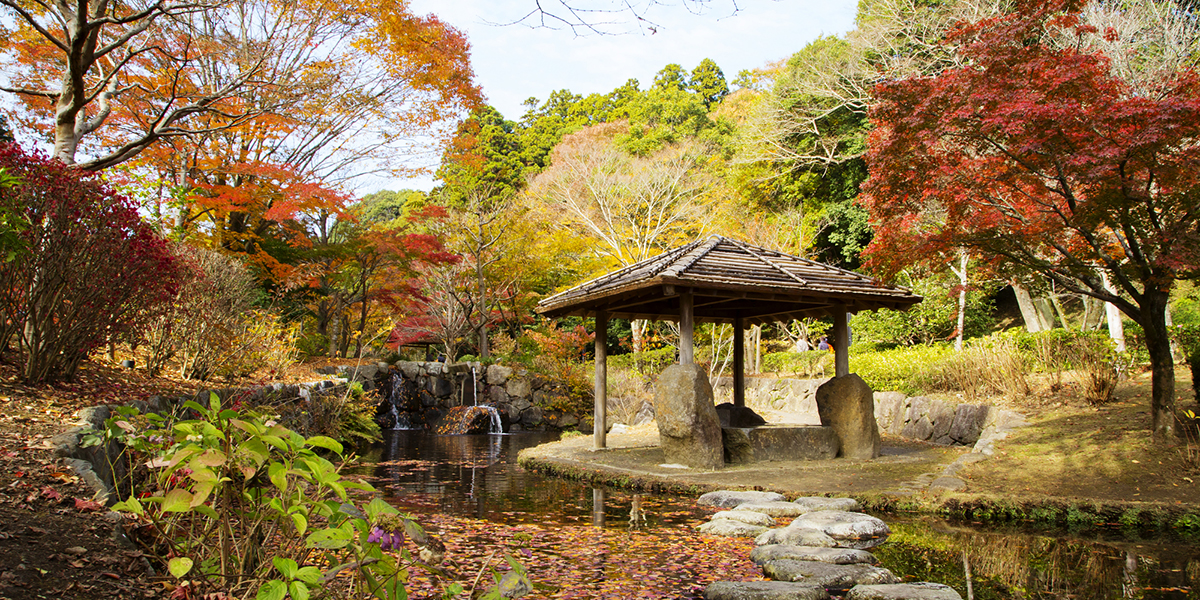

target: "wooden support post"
[679,292,694,365]
[734,316,745,408]
[833,306,849,377]
[594,310,608,449]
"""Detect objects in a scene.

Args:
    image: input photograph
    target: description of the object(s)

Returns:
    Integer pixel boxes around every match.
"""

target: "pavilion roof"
[535,235,922,326]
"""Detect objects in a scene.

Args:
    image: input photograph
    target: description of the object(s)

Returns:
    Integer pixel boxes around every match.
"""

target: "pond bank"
[516,423,1200,537]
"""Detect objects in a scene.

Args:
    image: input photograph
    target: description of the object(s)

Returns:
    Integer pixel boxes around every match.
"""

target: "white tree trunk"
[1101,271,1126,352]
[1013,282,1053,333]
[951,251,968,351]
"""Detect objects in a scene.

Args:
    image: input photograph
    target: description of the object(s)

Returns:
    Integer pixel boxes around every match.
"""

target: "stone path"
[697,492,964,600]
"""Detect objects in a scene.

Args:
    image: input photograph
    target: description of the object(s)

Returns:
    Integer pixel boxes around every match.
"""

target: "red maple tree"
[861,0,1200,442]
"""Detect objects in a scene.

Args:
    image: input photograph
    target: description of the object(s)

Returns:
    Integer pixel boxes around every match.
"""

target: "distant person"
[817,337,830,351]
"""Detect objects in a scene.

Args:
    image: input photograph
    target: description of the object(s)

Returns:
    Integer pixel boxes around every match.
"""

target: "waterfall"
[471,366,478,406]
[435,405,504,435]
[487,405,502,434]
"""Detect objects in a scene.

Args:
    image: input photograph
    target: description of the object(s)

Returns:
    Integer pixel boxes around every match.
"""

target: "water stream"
[357,430,1200,599]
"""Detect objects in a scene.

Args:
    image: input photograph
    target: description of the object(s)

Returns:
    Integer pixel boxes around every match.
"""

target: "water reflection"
[358,430,708,529]
[358,430,1199,599]
[881,518,1198,599]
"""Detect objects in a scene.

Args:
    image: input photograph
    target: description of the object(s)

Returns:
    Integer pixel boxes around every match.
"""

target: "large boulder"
[788,511,890,550]
[698,519,770,538]
[705,581,831,600]
[815,374,881,459]
[711,510,778,527]
[699,490,785,508]
[793,497,859,513]
[845,583,963,600]
[750,545,877,566]
[654,363,724,470]
[761,561,898,591]
[736,501,812,518]
[716,403,769,428]
[755,526,837,548]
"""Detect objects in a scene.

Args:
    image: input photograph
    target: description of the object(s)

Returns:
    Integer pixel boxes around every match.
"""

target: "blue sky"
[387,0,859,192]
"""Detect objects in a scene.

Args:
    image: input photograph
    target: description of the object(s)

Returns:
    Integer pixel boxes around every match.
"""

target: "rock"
[755,527,837,547]
[948,404,989,445]
[699,490,786,509]
[928,477,966,492]
[900,397,930,440]
[704,580,831,600]
[712,510,777,527]
[788,511,890,549]
[815,374,881,459]
[762,560,899,590]
[633,401,655,425]
[556,413,579,428]
[489,386,509,405]
[506,377,532,398]
[872,393,905,436]
[398,362,420,379]
[737,501,811,517]
[609,423,630,435]
[428,376,453,398]
[792,497,858,513]
[716,403,769,428]
[487,364,512,386]
[519,406,543,427]
[698,519,770,538]
[653,363,724,470]
[927,400,956,445]
[750,545,877,566]
[724,425,840,463]
[845,583,963,600]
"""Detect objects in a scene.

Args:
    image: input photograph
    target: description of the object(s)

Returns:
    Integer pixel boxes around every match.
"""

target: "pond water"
[356,429,1200,599]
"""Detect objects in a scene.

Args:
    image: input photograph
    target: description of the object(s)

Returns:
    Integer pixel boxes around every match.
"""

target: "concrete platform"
[723,425,839,464]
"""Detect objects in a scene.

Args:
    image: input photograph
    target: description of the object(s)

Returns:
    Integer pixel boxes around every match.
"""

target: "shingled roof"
[536,235,922,325]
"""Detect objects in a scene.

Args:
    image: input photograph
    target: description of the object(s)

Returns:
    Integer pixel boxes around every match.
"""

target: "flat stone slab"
[713,509,778,527]
[705,581,831,600]
[756,526,837,548]
[698,518,770,538]
[700,490,786,509]
[750,545,877,566]
[845,583,964,600]
[763,560,899,590]
[792,497,859,513]
[723,425,839,464]
[736,501,811,517]
[788,511,890,549]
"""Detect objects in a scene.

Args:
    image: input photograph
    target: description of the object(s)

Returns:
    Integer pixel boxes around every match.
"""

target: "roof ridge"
[726,238,810,287]
[662,235,723,278]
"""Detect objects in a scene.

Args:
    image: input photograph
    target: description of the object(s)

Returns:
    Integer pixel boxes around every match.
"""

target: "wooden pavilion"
[535,235,923,449]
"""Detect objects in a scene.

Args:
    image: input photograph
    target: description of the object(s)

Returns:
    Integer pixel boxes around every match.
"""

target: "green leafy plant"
[101,394,527,600]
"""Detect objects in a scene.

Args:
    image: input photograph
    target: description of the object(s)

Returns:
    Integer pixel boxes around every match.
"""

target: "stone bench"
[722,424,839,463]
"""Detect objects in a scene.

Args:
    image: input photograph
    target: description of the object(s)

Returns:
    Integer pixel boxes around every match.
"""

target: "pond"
[356,429,1199,599]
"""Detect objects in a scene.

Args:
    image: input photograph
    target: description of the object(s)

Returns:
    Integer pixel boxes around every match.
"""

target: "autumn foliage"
[862,0,1200,441]
[0,144,182,382]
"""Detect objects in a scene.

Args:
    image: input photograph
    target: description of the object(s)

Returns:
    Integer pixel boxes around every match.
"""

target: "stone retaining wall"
[319,361,587,433]
[714,375,1025,448]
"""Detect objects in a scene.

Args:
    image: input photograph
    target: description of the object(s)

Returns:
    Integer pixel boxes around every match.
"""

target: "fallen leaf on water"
[75,498,104,512]
[64,546,88,555]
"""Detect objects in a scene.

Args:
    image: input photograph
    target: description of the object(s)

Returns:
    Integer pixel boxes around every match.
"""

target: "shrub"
[0,144,182,382]
[762,350,832,378]
[267,386,382,447]
[851,270,996,346]
[850,344,956,394]
[1067,333,1121,405]
[607,346,677,376]
[96,395,526,599]
[917,336,1030,402]
[525,321,593,414]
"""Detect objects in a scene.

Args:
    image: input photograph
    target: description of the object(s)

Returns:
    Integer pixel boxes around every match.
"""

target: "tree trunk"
[476,262,489,358]
[631,319,644,353]
[1013,282,1053,332]
[952,252,968,351]
[328,298,342,358]
[1139,288,1176,444]
[1101,271,1125,352]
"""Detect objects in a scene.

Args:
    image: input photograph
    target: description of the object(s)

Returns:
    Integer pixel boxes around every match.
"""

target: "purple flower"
[369,525,405,551]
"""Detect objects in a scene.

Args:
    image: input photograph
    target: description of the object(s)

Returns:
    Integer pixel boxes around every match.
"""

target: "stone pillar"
[594,310,608,449]
[815,374,881,459]
[833,307,850,377]
[654,363,723,469]
[679,291,694,365]
[733,316,745,408]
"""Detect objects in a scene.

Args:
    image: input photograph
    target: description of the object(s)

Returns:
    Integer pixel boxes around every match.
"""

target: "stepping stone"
[712,509,777,527]
[792,497,858,513]
[750,545,878,566]
[736,501,810,517]
[762,561,899,591]
[756,526,837,548]
[699,519,770,538]
[699,490,786,509]
[788,511,890,549]
[705,581,830,600]
[845,582,963,600]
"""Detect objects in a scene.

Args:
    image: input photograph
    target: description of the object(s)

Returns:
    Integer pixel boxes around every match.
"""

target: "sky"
[388,0,859,192]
